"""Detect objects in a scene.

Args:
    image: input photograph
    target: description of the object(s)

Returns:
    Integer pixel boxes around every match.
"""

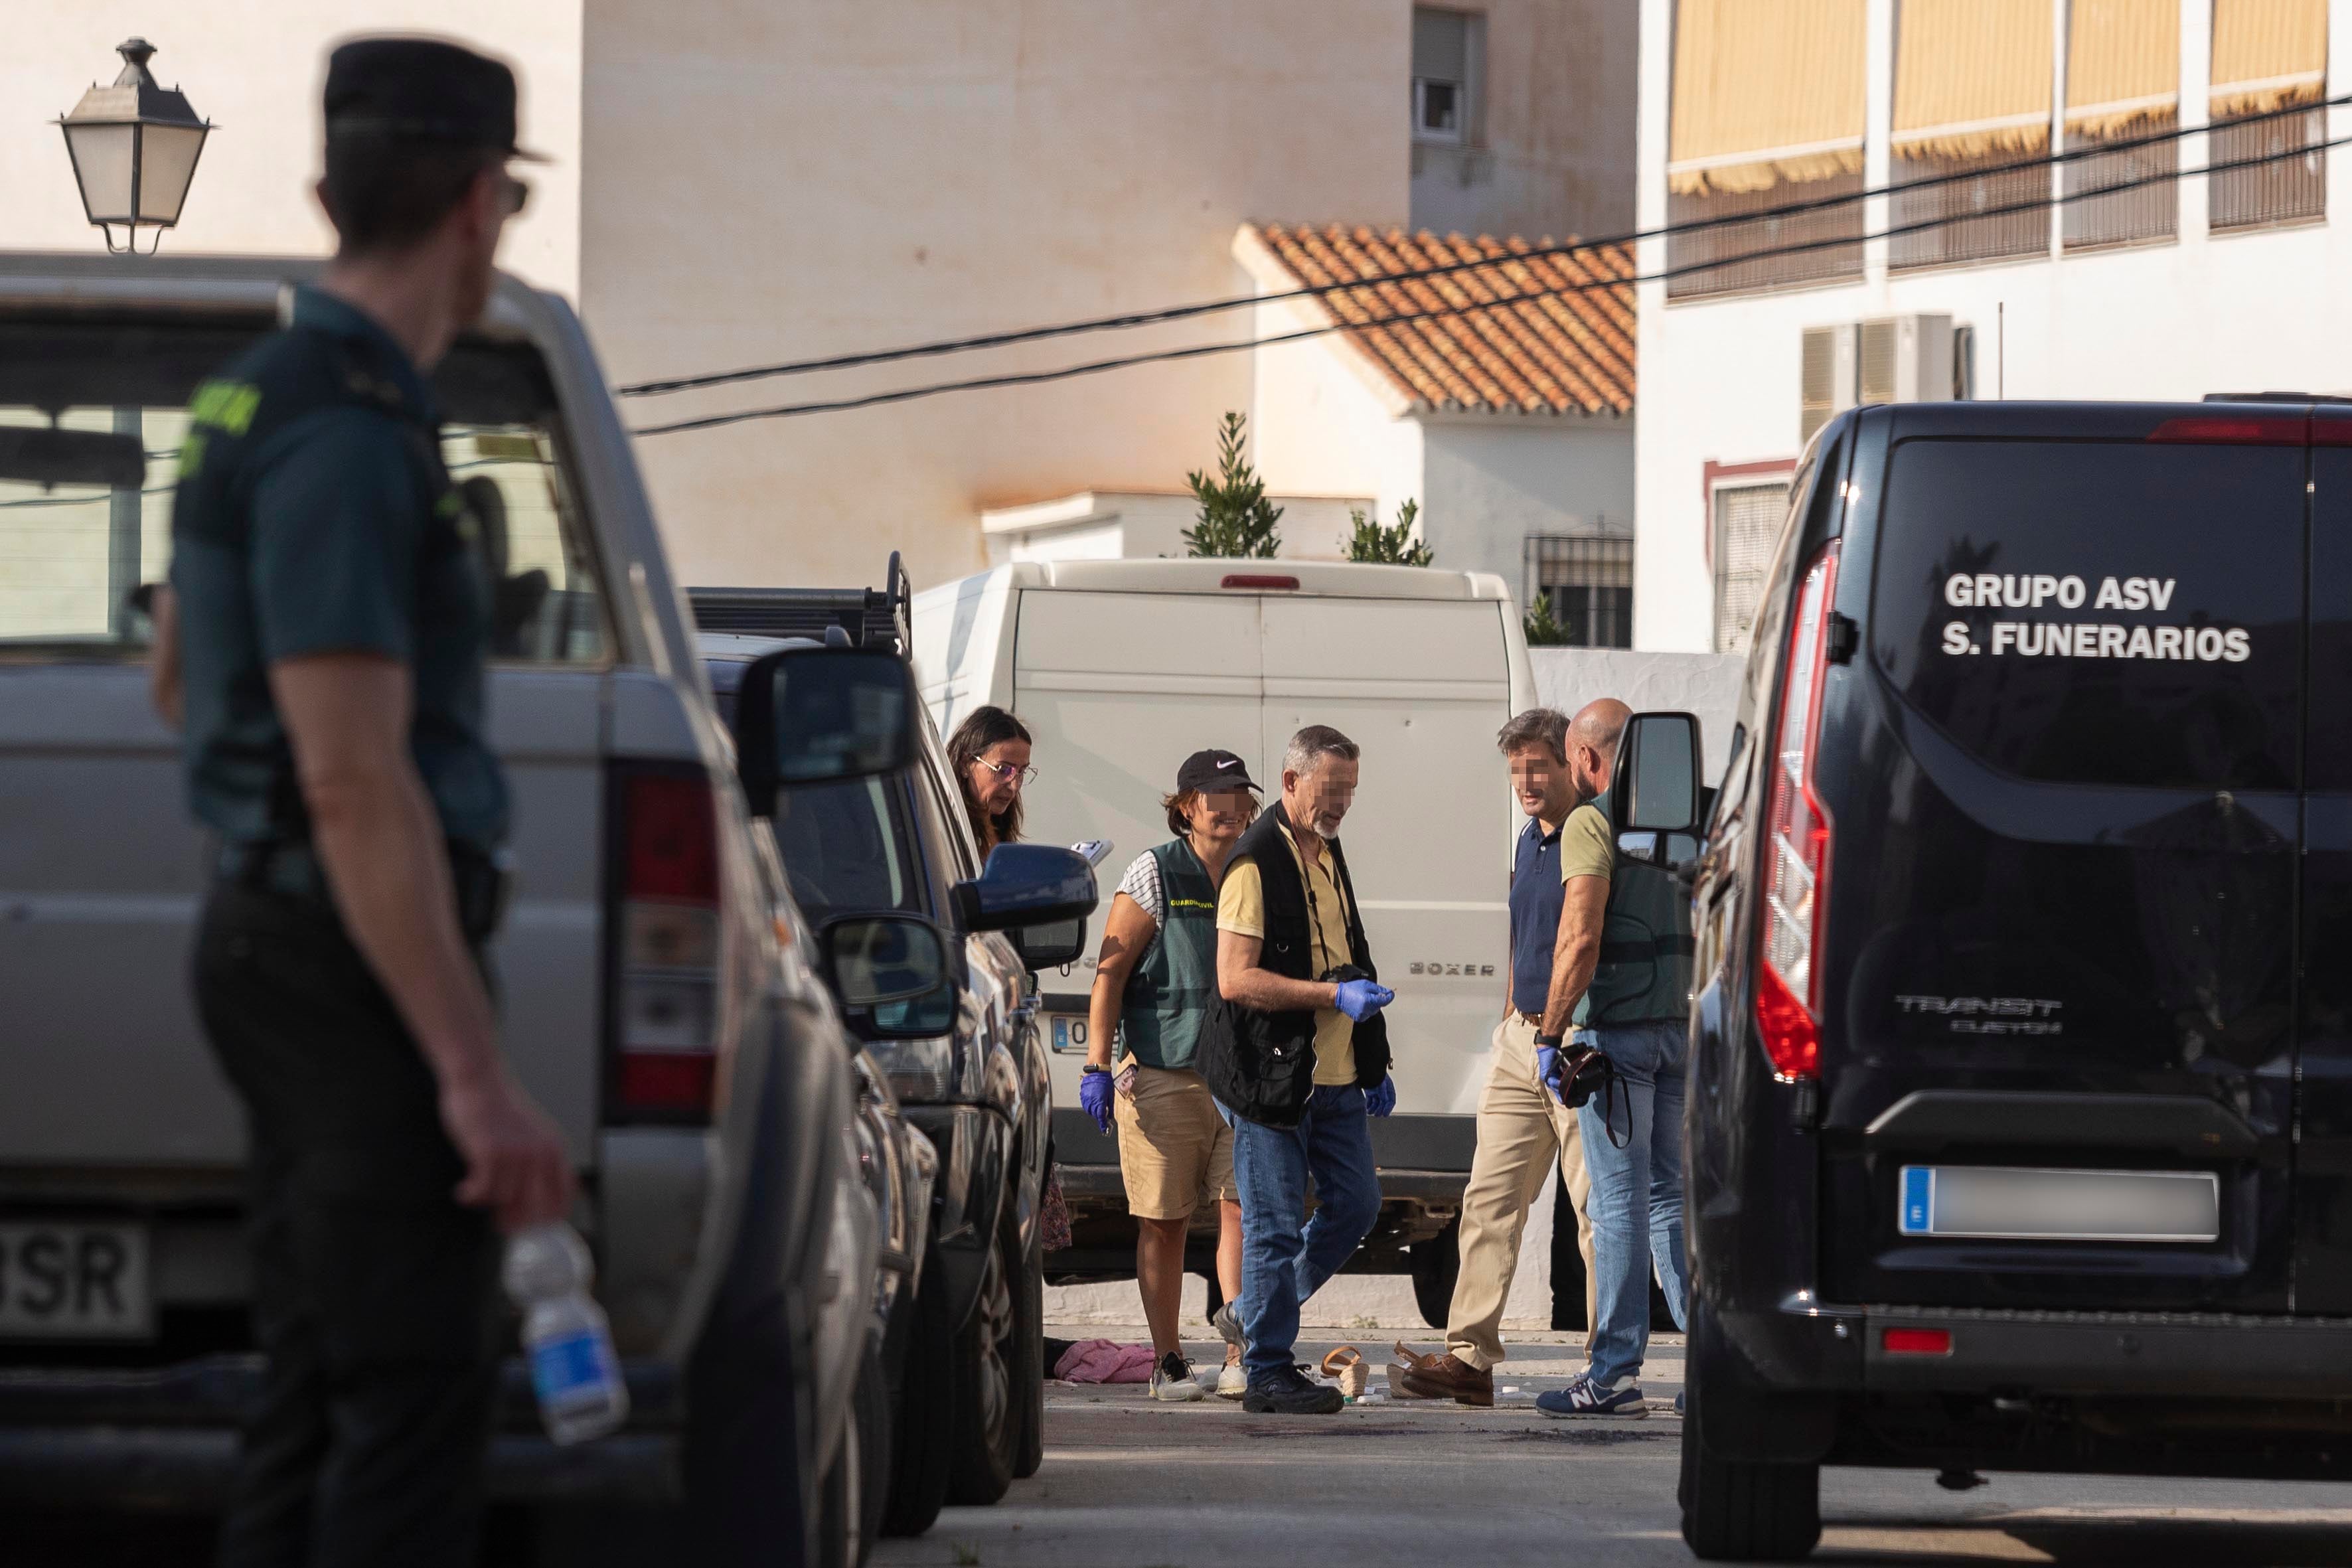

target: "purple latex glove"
[1536,1044,1564,1103]
[1366,1075,1397,1117]
[1079,1069,1115,1134]
[1334,978,1395,1022]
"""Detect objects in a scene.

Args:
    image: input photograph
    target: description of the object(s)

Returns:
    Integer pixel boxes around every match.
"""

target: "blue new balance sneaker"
[1535,1373,1648,1418]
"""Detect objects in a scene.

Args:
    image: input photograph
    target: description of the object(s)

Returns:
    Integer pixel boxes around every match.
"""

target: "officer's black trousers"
[194,880,503,1568]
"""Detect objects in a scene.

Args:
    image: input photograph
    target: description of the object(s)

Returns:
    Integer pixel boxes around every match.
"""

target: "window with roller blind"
[2209,0,2327,230]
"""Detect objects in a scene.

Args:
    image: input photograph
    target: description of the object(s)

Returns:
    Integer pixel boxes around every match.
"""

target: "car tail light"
[610,767,723,1123]
[1883,1327,1952,1356]
[1757,544,1838,1081]
[2147,414,2308,445]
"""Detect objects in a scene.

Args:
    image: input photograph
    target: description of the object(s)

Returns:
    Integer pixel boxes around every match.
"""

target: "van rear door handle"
[1863,1091,2260,1159]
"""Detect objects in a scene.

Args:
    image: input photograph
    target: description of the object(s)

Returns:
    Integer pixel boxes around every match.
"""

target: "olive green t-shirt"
[1560,801,1614,886]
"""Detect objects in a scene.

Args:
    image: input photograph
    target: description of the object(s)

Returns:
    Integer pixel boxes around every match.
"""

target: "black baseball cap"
[324,37,548,161]
[1176,749,1261,795]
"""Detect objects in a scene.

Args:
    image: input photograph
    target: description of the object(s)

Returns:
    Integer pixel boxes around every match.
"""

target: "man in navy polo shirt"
[1399,706,1600,1405]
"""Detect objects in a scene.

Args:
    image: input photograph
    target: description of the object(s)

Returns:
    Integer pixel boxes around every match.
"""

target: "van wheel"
[945,1203,1026,1505]
[1012,1217,1046,1480]
[881,1255,955,1537]
[1678,1358,1821,1561]
[818,1340,890,1568]
[1408,1217,1460,1330]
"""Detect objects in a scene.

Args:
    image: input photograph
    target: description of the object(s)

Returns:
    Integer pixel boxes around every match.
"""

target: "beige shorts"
[1114,1063,1238,1221]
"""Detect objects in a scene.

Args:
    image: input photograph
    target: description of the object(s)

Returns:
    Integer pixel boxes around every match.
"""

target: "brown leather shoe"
[1398,1350,1494,1407]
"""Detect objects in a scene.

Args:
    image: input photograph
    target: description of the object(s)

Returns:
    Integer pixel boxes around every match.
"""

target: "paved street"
[874,1326,2352,1568]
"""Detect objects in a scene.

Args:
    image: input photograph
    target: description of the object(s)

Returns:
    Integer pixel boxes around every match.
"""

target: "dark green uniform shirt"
[169,285,509,852]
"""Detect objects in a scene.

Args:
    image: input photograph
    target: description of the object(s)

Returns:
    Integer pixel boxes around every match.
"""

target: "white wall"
[3,6,582,295]
[1529,646,1745,775]
[1420,416,1635,593]
[1633,0,2352,653]
[583,0,1409,595]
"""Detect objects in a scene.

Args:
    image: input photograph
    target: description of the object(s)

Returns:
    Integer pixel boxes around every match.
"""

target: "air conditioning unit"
[1859,314,1954,405]
[1802,316,1958,443]
[1799,324,1858,443]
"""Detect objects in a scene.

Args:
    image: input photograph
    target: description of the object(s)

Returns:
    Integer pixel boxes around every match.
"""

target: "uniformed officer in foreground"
[169,38,571,1565]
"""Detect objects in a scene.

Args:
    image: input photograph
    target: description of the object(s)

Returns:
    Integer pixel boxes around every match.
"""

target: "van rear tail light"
[610,767,724,1123]
[1220,574,1299,591]
[1883,1327,1952,1356]
[2147,415,2308,445]
[1757,544,1838,1081]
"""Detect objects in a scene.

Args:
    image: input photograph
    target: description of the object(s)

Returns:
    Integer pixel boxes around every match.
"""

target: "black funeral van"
[1679,401,2352,1560]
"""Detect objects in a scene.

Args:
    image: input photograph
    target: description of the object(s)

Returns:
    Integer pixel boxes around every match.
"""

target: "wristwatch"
[1533,1032,1563,1050]
[1081,1064,1111,1075]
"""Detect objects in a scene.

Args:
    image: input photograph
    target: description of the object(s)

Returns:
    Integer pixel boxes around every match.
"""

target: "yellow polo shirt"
[1216,820,1358,1086]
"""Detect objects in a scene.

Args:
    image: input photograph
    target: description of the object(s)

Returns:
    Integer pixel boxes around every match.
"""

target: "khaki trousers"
[1444,1014,1596,1371]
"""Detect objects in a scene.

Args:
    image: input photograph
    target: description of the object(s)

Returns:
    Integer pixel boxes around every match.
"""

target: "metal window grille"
[1889,149,2050,271]
[2063,121,2179,250]
[1525,534,1634,649]
[1666,171,1866,299]
[2211,108,2326,232]
[1713,483,1790,655]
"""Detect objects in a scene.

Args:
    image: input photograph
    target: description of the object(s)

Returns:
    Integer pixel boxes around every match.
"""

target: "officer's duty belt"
[217,838,510,945]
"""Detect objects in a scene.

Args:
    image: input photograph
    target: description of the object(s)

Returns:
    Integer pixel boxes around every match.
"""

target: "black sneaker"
[1149,1350,1204,1403]
[1243,1364,1344,1415]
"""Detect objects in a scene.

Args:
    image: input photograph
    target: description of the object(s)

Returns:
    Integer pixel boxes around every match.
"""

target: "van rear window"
[1871,438,2302,791]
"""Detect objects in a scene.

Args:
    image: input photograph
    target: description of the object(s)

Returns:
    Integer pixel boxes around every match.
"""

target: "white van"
[911,560,1537,1306]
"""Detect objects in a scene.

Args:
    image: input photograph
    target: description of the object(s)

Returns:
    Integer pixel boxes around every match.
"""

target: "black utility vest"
[1196,802,1390,1128]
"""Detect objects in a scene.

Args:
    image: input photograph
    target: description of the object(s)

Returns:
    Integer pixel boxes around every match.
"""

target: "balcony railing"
[1891,149,2051,270]
[1666,172,1865,299]
[2063,122,2179,250]
[2211,107,2326,232]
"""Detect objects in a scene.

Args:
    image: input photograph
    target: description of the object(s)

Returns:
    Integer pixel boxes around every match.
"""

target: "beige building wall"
[1411,0,1639,241]
[2,5,584,296]
[583,0,1411,592]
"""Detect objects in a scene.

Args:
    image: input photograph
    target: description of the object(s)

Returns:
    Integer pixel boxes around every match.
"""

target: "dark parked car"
[1678,401,2352,1560]
[700,575,1073,1524]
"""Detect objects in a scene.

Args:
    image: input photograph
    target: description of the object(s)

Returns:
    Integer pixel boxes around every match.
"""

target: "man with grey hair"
[1198,724,1395,1414]
[1400,706,1601,1404]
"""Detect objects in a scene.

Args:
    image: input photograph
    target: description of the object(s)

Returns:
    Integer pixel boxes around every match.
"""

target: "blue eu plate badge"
[1900,1167,1934,1235]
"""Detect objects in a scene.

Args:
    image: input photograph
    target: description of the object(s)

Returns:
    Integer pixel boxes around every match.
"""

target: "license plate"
[1048,1014,1095,1056]
[0,1221,153,1340]
[1899,1166,2219,1243]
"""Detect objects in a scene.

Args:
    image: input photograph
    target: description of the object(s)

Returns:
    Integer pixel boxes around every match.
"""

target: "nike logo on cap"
[1217,758,1239,768]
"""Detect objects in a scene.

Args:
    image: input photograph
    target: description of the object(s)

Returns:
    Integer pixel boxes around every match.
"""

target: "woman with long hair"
[1079,749,1261,1401]
[945,705,1032,856]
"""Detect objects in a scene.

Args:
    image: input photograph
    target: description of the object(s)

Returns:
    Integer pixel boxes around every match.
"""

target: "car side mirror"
[950,844,1099,935]
[1008,917,1087,971]
[1612,711,1704,838]
[819,913,961,1038]
[730,645,921,816]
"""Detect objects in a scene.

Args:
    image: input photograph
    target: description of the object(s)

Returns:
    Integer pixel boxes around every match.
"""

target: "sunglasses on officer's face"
[496,173,531,218]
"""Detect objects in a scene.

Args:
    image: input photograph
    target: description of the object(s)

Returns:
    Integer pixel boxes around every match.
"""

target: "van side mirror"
[1613,711,1704,837]
[730,646,921,815]
[819,913,962,1038]
[951,844,1099,935]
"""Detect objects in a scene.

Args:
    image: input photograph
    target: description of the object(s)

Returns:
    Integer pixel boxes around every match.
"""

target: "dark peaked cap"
[324,37,546,160]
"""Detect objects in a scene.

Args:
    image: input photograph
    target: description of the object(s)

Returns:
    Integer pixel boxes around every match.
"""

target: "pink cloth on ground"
[1053,1339,1158,1383]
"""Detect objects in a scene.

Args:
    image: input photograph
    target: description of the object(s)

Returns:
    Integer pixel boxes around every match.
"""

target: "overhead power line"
[617,93,2349,400]
[633,128,2349,438]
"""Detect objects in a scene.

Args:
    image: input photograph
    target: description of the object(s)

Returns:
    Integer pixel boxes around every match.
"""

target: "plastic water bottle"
[504,1222,629,1445]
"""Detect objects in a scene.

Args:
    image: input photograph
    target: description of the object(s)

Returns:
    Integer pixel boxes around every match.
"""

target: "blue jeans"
[1219,1084,1383,1380]
[1577,1018,1691,1389]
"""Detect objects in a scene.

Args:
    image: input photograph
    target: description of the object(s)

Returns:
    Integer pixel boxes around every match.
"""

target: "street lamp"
[56,38,212,255]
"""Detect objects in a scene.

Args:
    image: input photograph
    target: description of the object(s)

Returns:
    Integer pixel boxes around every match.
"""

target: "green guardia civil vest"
[1119,838,1221,1070]
[1571,797,1697,1027]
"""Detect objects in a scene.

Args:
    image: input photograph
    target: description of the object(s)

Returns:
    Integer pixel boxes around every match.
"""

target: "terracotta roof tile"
[1247,224,1636,417]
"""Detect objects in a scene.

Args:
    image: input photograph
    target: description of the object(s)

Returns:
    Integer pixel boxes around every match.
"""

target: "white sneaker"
[1216,1360,1247,1400]
[1150,1351,1206,1402]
